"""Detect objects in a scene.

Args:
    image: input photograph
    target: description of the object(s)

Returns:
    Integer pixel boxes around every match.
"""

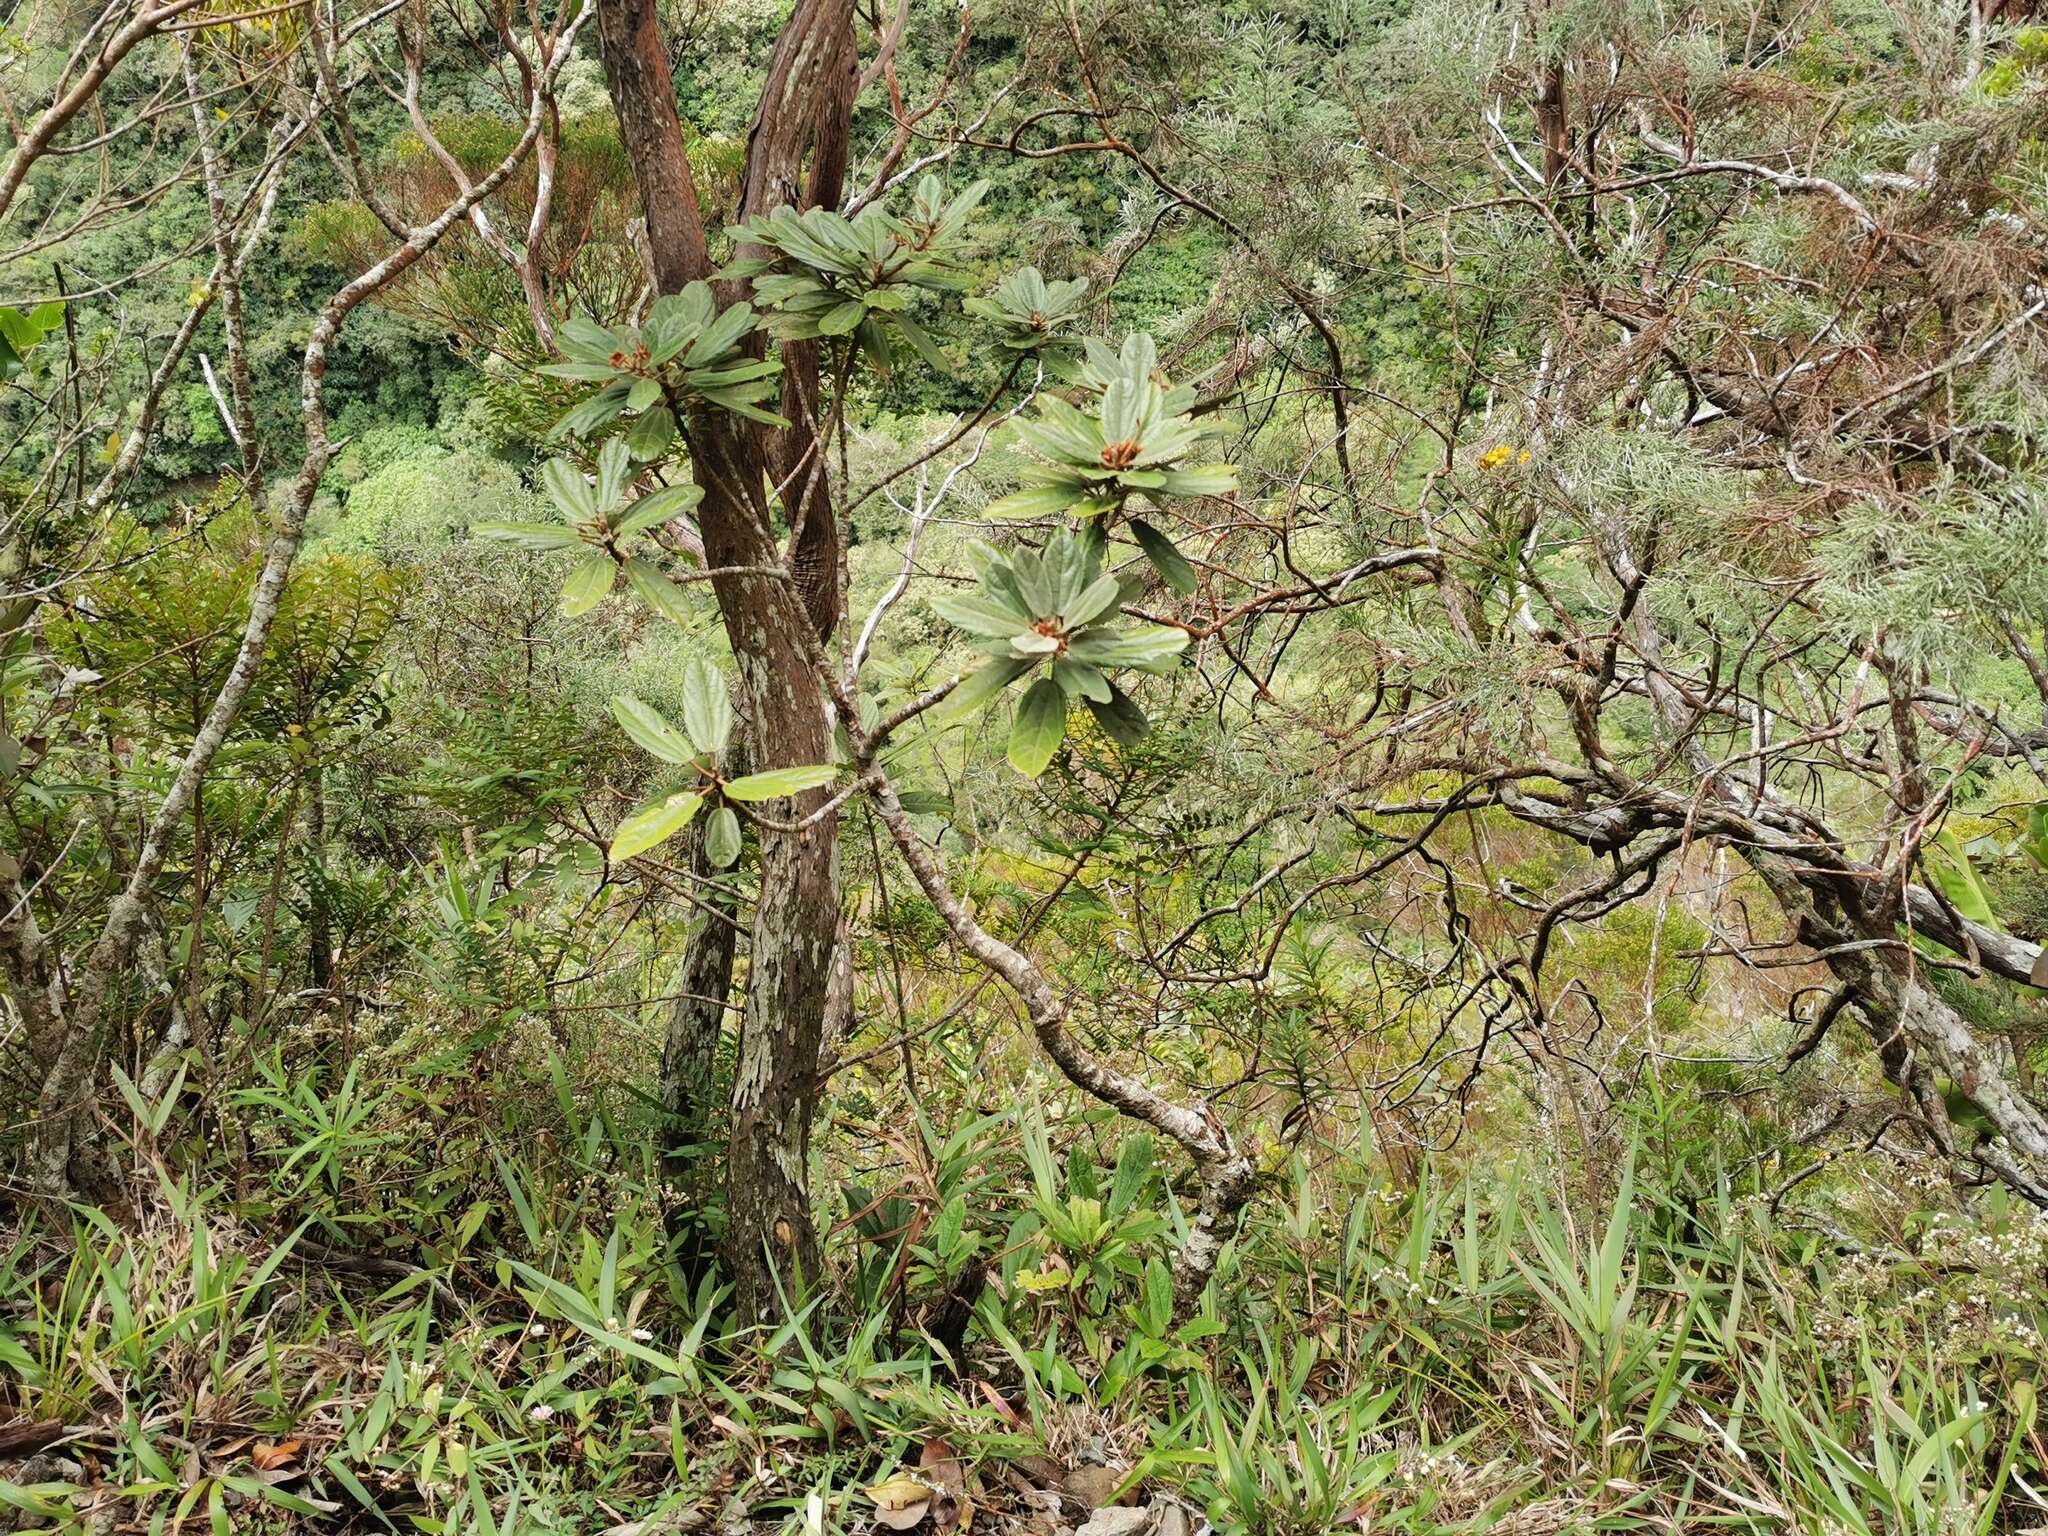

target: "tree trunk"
[691,431,841,1318]
[660,853,738,1159]
[1535,61,1567,187]
[593,0,708,290]
[594,0,857,1318]
[660,729,746,1172]
[660,800,739,1282]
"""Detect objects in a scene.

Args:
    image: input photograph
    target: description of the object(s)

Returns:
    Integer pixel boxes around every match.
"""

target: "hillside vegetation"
[3,0,2048,1530]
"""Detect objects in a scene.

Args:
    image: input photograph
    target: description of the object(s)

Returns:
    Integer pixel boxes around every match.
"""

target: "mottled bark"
[691,433,840,1319]
[734,0,856,644]
[594,0,708,290]
[0,859,69,1075]
[660,912,734,1140]
[595,0,856,1318]
[1493,757,2048,1207]
[1749,852,2048,1202]
[660,743,743,1155]
[659,806,738,1284]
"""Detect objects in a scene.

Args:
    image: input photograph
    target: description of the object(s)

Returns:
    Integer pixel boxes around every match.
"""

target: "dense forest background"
[3,0,2048,1529]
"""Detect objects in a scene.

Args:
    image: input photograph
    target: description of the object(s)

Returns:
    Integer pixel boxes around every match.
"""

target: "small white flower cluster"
[1992,1314,2044,1350]
[1809,1309,1865,1347]
[1922,1209,2048,1271]
[1394,1448,1467,1485]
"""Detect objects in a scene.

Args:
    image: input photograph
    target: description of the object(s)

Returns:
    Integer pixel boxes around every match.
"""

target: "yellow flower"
[1477,443,1515,470]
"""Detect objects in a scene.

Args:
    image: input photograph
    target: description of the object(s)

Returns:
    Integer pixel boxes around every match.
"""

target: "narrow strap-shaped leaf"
[473,521,584,551]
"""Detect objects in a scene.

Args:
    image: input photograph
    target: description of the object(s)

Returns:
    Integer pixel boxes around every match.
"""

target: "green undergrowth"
[5,1063,2047,1534]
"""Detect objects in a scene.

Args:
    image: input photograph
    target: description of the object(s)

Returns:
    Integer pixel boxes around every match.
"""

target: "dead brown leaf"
[251,1438,303,1470]
[869,1470,933,1529]
[919,1437,968,1530]
[1065,1465,1130,1511]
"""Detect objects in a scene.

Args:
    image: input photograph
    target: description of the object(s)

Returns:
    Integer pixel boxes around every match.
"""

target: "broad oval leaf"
[867,1473,931,1529]
[1129,518,1197,597]
[625,405,677,460]
[1084,685,1150,748]
[615,483,703,536]
[1066,623,1188,670]
[704,805,742,868]
[679,660,733,756]
[933,590,1033,639]
[594,436,633,513]
[722,764,839,802]
[541,457,598,524]
[1008,677,1067,777]
[683,299,760,367]
[1052,657,1111,702]
[610,791,703,861]
[984,484,1086,521]
[556,315,620,364]
[1061,572,1124,629]
[559,551,616,616]
[537,361,619,382]
[942,655,1036,719]
[611,694,697,764]
[624,557,694,625]
[1156,463,1239,498]
[817,299,867,336]
[554,381,631,438]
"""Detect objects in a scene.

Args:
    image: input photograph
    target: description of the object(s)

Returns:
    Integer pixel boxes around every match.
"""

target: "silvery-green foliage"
[1543,426,1741,545]
[934,525,1190,777]
[1816,479,2048,676]
[541,282,784,439]
[474,438,704,623]
[731,175,988,372]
